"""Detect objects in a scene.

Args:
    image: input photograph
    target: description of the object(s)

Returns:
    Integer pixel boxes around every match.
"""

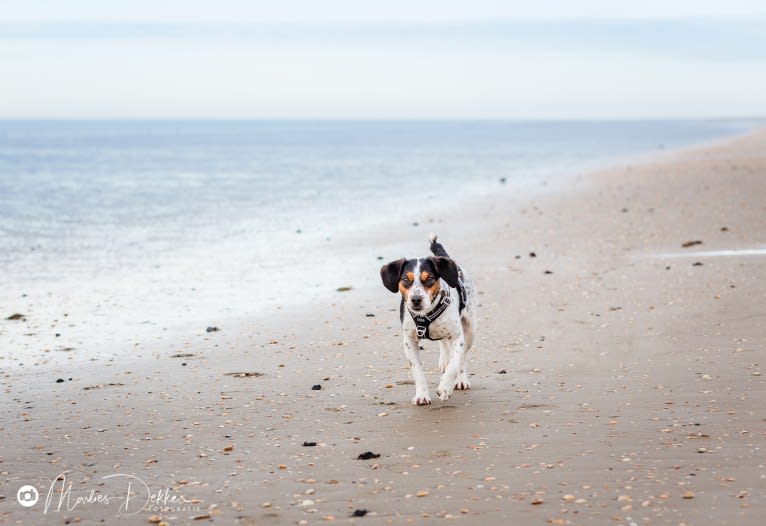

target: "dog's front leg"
[436,334,465,401]
[403,332,431,405]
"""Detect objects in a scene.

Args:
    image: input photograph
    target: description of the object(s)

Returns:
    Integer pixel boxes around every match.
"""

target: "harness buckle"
[416,325,427,338]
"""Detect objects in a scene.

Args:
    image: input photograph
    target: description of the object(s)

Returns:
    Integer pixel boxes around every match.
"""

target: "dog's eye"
[424,277,435,286]
[401,276,411,284]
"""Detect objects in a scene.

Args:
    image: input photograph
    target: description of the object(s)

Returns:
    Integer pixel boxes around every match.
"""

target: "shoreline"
[2,122,761,377]
[2,127,765,525]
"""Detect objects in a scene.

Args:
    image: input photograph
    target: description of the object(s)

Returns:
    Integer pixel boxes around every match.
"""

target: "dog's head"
[380,257,459,313]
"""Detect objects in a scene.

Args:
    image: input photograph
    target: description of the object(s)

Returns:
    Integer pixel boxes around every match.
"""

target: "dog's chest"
[418,313,459,341]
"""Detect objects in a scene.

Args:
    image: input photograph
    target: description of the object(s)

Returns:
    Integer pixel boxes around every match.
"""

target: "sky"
[1,0,765,119]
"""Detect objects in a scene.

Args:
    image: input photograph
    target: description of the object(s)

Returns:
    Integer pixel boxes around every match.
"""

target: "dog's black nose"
[411,296,423,308]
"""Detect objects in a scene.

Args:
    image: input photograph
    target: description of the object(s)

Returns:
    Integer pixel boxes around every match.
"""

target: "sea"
[0,119,759,339]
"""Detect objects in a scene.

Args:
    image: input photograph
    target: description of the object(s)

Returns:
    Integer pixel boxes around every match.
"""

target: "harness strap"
[409,289,452,340]
[407,273,468,341]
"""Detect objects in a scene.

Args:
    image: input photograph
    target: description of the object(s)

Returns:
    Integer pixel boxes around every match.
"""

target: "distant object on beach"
[682,240,703,248]
[224,371,264,378]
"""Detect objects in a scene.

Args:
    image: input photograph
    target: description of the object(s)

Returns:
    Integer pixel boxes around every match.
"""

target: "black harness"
[403,278,468,341]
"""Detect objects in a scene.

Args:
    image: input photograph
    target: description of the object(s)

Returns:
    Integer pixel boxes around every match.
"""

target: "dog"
[380,234,477,405]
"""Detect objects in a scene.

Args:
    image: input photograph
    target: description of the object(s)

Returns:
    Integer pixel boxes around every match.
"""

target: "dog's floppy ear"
[380,258,407,293]
[428,256,459,288]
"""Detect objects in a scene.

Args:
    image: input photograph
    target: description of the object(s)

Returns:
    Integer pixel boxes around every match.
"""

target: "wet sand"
[1,129,765,525]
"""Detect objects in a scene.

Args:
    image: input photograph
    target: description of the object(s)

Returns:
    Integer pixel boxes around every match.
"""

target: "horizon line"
[1,115,764,122]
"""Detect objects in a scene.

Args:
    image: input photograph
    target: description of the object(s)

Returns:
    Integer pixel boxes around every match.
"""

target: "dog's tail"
[429,233,451,258]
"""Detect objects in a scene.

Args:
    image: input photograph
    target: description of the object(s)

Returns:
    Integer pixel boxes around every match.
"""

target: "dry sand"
[1,129,765,525]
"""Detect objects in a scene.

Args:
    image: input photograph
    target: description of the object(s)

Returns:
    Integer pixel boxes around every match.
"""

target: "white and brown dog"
[380,234,477,405]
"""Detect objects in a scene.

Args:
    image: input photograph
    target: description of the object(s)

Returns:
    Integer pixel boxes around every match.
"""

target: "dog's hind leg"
[438,340,450,373]
[454,318,474,390]
[454,362,470,390]
[461,315,475,351]
[436,333,465,401]
[453,338,471,390]
[404,333,431,405]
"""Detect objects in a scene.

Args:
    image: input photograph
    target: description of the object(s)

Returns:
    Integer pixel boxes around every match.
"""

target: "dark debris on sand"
[224,371,264,378]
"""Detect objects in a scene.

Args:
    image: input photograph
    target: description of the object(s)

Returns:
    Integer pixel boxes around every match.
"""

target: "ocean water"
[0,120,756,275]
[0,119,758,335]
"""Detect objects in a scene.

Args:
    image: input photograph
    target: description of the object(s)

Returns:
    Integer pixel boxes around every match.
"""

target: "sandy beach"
[1,128,765,526]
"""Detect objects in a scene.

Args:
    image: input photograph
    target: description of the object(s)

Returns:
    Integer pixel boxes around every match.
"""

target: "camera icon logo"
[17,485,39,507]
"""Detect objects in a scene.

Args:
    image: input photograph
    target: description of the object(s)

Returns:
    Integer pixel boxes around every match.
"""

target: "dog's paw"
[455,373,471,391]
[435,385,453,402]
[412,393,432,406]
[454,379,471,390]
